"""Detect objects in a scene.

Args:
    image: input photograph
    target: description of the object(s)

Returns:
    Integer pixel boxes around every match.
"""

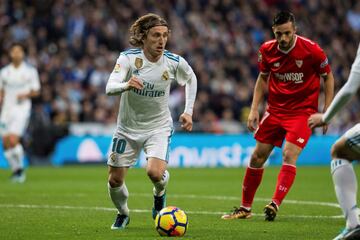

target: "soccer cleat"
[221,207,252,220]
[152,192,166,219]
[10,169,26,183]
[333,225,360,240]
[111,214,130,230]
[264,201,278,221]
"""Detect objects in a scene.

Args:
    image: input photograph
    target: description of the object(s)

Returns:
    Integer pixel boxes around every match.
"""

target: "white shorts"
[344,123,360,154]
[0,108,30,136]
[107,128,173,167]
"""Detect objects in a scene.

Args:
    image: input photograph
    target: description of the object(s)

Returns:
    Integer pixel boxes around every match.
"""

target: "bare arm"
[247,73,268,132]
[17,90,40,101]
[319,71,335,133]
[322,71,335,113]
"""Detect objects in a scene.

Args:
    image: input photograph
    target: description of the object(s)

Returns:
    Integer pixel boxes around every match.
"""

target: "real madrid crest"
[162,70,169,81]
[110,152,117,163]
[135,58,143,69]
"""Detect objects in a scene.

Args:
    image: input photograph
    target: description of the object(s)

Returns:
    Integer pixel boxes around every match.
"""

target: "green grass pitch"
[0,165,358,239]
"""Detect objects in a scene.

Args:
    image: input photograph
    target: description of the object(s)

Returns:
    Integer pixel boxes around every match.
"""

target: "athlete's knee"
[249,151,268,168]
[2,136,17,149]
[147,168,163,182]
[330,144,339,159]
[282,149,298,165]
[108,174,124,188]
[330,139,348,159]
[7,135,19,148]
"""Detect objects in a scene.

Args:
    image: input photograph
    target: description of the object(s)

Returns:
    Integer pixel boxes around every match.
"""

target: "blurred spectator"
[0,0,359,138]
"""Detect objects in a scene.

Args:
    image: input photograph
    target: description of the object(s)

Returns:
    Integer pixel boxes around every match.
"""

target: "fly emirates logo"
[274,72,304,84]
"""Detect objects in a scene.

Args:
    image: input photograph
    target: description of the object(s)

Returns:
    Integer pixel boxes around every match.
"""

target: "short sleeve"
[258,45,270,74]
[313,44,331,75]
[175,57,195,86]
[113,53,131,75]
[30,68,41,91]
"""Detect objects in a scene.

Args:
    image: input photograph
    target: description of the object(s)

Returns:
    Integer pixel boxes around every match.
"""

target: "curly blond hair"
[129,13,169,47]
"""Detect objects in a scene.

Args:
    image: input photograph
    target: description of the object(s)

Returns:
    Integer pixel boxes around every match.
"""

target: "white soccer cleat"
[10,171,26,183]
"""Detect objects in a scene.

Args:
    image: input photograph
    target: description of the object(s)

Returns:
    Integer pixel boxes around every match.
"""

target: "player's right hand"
[247,109,259,132]
[308,113,326,129]
[127,76,144,90]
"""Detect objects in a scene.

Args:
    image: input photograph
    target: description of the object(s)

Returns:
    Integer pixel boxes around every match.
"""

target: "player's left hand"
[308,113,325,129]
[179,113,193,132]
[17,93,28,102]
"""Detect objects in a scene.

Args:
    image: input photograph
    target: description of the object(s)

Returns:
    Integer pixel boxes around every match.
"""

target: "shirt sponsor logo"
[320,58,328,68]
[131,80,165,97]
[274,72,304,84]
[295,60,303,68]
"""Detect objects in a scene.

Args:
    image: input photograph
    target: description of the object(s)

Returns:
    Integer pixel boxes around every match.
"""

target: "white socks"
[108,182,129,216]
[153,170,170,196]
[4,144,24,172]
[331,159,359,229]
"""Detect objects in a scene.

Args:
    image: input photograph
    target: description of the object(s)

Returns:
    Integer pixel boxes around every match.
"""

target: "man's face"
[143,26,169,57]
[272,22,296,50]
[10,45,25,63]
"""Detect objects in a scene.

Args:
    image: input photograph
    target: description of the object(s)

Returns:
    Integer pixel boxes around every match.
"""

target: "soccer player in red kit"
[222,11,334,221]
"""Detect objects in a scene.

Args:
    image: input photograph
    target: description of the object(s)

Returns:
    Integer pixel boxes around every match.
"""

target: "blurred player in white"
[105,13,197,229]
[0,43,40,183]
[308,43,360,240]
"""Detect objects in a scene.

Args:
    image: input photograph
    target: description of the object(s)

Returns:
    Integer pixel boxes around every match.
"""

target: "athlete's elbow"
[105,85,114,95]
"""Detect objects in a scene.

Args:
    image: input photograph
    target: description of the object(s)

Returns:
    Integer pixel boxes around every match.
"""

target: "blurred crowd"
[0,0,359,136]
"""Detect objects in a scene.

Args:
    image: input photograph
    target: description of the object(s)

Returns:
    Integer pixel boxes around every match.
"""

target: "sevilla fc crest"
[295,60,303,68]
[135,58,143,69]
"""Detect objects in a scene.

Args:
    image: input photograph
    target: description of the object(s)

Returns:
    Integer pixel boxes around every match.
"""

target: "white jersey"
[0,62,40,112]
[106,48,197,134]
[322,43,360,123]
[351,43,360,74]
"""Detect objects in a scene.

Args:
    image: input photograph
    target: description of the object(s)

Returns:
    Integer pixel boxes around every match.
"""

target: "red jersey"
[258,35,331,115]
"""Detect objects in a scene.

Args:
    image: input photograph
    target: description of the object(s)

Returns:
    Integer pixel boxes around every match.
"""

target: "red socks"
[272,164,297,206]
[242,167,264,208]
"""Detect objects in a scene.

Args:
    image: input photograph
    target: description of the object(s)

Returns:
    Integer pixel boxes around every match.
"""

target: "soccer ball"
[155,206,188,237]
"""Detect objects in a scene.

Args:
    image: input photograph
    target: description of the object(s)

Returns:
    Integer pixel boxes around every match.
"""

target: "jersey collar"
[277,35,298,54]
[142,49,164,65]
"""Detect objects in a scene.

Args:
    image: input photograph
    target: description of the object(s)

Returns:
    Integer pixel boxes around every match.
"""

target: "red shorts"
[254,111,312,149]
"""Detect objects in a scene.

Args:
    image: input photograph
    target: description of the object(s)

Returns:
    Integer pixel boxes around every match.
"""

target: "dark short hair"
[272,11,296,27]
[9,42,27,53]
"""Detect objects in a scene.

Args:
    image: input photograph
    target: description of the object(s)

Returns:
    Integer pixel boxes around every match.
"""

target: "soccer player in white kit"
[105,13,197,229]
[0,43,40,183]
[308,43,360,240]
